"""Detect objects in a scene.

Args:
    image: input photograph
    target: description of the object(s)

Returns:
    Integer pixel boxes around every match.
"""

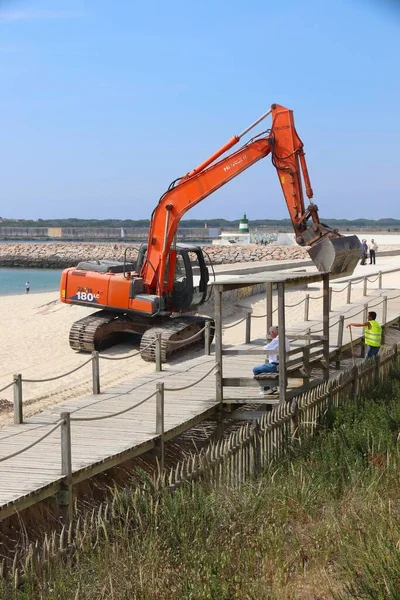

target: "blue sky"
[1,0,399,221]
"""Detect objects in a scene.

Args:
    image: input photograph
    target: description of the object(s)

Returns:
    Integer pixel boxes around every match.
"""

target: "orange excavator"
[60,103,361,360]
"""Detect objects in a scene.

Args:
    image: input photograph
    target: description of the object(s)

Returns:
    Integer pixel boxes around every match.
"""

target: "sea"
[0,268,63,296]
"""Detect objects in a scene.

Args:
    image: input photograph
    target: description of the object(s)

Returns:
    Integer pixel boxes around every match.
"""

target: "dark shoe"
[265,387,278,395]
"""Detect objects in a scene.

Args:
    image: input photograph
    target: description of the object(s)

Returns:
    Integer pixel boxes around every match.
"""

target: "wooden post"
[363,303,369,322]
[351,365,358,399]
[215,362,222,406]
[322,274,330,381]
[327,379,334,410]
[13,374,23,425]
[214,286,223,403]
[337,315,345,348]
[245,312,251,344]
[251,422,261,477]
[346,281,352,304]
[304,293,310,322]
[335,315,345,369]
[266,282,273,338]
[382,295,388,344]
[155,333,162,372]
[290,398,299,441]
[302,346,310,384]
[156,383,165,472]
[361,303,368,358]
[378,271,382,290]
[204,321,211,355]
[60,412,73,524]
[329,286,333,312]
[91,351,100,395]
[363,276,367,297]
[277,282,287,402]
[374,354,380,386]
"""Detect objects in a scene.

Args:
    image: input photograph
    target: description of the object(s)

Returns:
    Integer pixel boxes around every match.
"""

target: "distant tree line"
[1,217,400,229]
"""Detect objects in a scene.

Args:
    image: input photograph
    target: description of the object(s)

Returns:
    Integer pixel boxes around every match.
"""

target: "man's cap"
[269,325,278,333]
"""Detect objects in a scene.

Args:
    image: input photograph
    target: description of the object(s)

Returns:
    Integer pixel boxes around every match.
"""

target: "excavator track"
[69,310,214,361]
[140,316,215,362]
[69,310,146,353]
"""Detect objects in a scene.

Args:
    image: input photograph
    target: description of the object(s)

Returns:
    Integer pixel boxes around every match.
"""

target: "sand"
[1,254,400,427]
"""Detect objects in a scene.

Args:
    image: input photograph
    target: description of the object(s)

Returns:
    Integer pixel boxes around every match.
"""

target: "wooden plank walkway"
[1,286,399,520]
[0,358,220,518]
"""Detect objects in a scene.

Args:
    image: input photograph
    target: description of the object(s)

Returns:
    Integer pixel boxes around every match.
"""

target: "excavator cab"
[137,243,209,312]
[169,246,209,311]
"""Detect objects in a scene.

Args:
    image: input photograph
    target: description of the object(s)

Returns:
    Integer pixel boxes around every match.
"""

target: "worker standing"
[369,239,378,265]
[346,310,382,360]
[360,239,368,265]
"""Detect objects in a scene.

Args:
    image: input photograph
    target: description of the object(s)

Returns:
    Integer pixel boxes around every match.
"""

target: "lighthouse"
[212,212,252,245]
[238,213,249,234]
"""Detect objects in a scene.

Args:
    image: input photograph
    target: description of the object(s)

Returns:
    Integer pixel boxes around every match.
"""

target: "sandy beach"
[1,253,400,427]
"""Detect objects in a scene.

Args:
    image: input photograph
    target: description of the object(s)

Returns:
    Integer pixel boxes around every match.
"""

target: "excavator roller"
[307,235,361,279]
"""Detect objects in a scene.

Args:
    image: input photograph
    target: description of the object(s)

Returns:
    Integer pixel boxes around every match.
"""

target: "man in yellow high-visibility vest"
[346,310,382,360]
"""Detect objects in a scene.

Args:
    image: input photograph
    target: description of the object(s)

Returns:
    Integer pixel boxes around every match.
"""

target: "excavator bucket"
[307,235,361,279]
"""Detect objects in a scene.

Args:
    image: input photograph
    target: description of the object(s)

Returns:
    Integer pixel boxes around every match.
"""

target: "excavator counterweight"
[308,235,361,279]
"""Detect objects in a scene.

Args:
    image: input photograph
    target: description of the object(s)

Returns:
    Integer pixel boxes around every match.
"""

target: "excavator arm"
[141,104,360,295]
[141,136,272,295]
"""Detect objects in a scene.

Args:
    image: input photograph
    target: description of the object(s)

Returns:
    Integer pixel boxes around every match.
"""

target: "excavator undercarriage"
[69,310,214,362]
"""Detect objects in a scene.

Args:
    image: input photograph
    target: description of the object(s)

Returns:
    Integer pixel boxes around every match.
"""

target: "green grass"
[3,373,400,599]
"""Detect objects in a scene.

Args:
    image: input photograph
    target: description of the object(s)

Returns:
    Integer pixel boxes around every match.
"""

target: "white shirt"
[263,335,290,364]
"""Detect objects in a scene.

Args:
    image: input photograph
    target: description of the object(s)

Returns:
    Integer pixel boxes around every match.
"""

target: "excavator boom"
[141,103,360,292]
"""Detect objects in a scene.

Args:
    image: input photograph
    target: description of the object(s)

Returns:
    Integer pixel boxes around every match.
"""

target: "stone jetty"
[0,242,310,269]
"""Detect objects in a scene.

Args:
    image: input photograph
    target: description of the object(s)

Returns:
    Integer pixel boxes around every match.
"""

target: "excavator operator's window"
[164,253,187,288]
[174,254,187,280]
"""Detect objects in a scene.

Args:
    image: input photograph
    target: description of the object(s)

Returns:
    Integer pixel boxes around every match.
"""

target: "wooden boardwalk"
[1,285,400,520]
[0,357,220,519]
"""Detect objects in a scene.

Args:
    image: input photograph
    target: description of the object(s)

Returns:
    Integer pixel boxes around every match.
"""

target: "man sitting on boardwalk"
[253,325,290,397]
[346,310,382,360]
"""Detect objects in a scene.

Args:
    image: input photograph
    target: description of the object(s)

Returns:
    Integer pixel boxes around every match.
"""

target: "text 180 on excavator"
[60,103,361,362]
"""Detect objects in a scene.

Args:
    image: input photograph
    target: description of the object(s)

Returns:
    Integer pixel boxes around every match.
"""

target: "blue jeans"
[253,362,278,376]
[365,345,380,361]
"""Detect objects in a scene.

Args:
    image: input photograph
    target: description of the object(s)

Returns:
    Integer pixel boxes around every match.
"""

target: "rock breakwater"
[0,243,311,269]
